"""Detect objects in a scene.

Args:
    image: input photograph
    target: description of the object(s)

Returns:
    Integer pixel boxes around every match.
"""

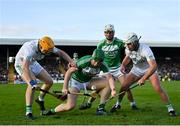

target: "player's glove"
[29,80,39,90]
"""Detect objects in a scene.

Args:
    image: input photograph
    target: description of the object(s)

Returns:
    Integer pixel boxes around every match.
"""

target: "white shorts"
[109,66,124,79]
[69,78,89,91]
[15,61,43,76]
[130,66,158,78]
[130,67,147,77]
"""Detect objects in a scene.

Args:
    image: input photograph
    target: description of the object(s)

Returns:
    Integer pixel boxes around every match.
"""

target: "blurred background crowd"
[0,56,180,84]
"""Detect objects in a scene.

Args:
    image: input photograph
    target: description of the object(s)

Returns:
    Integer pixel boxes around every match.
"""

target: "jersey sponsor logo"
[129,51,146,64]
[102,45,119,57]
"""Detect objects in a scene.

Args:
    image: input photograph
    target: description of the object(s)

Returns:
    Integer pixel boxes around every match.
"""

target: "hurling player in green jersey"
[98,24,138,112]
[42,49,116,115]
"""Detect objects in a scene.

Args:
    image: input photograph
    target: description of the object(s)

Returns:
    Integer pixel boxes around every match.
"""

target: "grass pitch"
[0,81,179,125]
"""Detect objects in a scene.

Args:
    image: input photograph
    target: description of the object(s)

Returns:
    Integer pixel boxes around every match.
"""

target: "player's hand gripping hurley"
[104,83,139,104]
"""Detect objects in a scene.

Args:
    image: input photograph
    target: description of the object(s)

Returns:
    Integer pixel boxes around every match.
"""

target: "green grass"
[0,81,179,125]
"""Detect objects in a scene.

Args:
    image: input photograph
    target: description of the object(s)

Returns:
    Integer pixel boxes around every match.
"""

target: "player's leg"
[55,87,79,112]
[79,90,96,110]
[36,69,53,98]
[118,75,138,110]
[149,73,176,116]
[42,87,79,115]
[79,77,110,110]
[110,72,139,113]
[15,64,36,120]
[87,77,111,115]
[42,78,83,115]
[126,89,138,109]
[89,77,111,103]
[24,73,37,119]
[34,66,53,114]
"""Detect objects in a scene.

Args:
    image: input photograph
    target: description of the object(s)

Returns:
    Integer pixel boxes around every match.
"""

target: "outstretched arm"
[121,55,131,73]
[56,49,76,67]
[105,73,116,97]
[62,67,78,94]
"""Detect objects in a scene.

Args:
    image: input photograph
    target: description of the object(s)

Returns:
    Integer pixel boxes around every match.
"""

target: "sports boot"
[110,104,121,113]
[169,110,177,117]
[41,110,55,116]
[26,113,35,120]
[131,104,139,110]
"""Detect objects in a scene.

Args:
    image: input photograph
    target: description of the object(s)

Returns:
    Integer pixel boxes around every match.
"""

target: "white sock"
[38,96,44,101]
[116,101,120,106]
[166,104,174,112]
[130,101,136,106]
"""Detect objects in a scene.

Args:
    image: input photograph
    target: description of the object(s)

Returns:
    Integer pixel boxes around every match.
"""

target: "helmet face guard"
[124,33,141,51]
[39,36,55,54]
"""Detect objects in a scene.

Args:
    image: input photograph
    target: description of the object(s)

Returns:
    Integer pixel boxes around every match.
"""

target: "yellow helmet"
[39,36,55,53]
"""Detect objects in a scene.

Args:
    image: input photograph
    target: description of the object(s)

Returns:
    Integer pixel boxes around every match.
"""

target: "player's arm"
[62,67,78,94]
[105,73,116,97]
[100,64,116,97]
[121,55,131,73]
[55,48,76,67]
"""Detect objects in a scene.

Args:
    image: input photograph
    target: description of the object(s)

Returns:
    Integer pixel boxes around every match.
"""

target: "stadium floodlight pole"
[104,83,139,104]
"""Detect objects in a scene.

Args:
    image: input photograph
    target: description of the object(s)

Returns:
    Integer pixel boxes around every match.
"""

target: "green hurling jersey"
[72,55,109,83]
[97,37,125,68]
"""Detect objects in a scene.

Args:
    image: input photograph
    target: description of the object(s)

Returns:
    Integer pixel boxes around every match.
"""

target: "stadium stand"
[0,38,180,84]
[158,60,180,81]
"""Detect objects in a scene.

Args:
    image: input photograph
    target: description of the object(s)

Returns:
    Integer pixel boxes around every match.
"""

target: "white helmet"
[124,32,141,51]
[124,32,139,44]
[104,24,115,32]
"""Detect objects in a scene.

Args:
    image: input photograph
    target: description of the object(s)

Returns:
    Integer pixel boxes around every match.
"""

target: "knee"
[45,79,53,85]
